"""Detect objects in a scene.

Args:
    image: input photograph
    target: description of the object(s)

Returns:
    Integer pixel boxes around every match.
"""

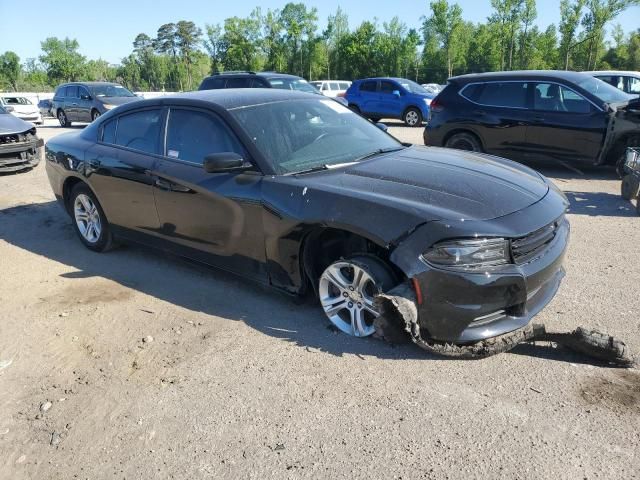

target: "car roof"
[584,70,640,76]
[448,70,596,84]
[204,72,303,80]
[356,77,413,82]
[111,89,320,112]
[59,81,122,87]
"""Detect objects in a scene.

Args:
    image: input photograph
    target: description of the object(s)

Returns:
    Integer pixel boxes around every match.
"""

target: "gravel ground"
[0,118,639,479]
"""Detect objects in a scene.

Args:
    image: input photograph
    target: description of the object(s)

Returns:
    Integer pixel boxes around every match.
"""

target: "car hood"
[97,96,140,106]
[0,113,34,134]
[303,145,549,222]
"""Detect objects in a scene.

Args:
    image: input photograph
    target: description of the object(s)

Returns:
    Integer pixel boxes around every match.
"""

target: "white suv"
[310,80,352,98]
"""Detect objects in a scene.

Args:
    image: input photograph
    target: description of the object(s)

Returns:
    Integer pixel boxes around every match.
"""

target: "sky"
[1,0,639,64]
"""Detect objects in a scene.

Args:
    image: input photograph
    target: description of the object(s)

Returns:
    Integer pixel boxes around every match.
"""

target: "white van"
[310,80,352,98]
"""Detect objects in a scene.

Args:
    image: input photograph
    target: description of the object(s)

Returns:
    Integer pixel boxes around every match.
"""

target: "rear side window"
[360,81,377,92]
[226,77,251,88]
[165,109,245,165]
[339,82,350,89]
[66,86,79,98]
[102,119,117,144]
[114,109,163,154]
[464,82,528,108]
[380,81,397,93]
[199,77,225,90]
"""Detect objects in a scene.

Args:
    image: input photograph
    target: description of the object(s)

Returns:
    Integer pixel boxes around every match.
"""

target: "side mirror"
[81,94,92,100]
[375,122,388,132]
[203,152,247,173]
[392,90,401,98]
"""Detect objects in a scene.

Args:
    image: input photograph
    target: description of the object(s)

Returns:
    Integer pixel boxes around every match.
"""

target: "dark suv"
[424,70,640,172]
[52,82,140,127]
[199,71,318,93]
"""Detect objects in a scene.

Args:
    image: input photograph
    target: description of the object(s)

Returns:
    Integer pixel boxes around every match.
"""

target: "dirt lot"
[1,118,639,479]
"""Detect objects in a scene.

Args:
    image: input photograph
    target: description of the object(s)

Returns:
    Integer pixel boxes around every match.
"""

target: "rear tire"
[621,175,639,201]
[57,109,71,127]
[445,132,483,152]
[403,107,422,127]
[69,183,115,252]
[369,117,381,123]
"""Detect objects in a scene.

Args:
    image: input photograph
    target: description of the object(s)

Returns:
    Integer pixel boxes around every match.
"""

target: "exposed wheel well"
[605,133,640,166]
[442,129,484,150]
[300,227,401,297]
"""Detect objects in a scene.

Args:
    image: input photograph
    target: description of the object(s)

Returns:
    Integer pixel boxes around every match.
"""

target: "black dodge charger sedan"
[424,70,640,174]
[45,89,569,344]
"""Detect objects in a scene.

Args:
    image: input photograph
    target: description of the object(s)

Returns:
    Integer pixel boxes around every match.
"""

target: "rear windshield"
[576,76,632,104]
[2,97,33,105]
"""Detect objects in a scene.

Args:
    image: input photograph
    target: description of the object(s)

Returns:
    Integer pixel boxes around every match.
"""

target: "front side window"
[534,83,591,113]
[165,109,245,165]
[626,76,640,94]
[66,86,79,99]
[380,81,398,94]
[78,87,91,99]
[114,109,162,154]
[229,98,402,175]
[398,79,430,95]
[576,76,631,103]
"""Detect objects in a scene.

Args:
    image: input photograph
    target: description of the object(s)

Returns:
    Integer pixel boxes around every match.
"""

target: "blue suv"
[344,77,435,127]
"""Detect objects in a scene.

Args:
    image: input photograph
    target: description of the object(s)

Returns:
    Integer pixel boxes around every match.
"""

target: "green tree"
[517,0,537,68]
[175,20,203,90]
[204,24,227,73]
[424,0,463,77]
[39,37,86,84]
[222,11,263,71]
[489,0,525,70]
[0,51,21,91]
[324,7,349,79]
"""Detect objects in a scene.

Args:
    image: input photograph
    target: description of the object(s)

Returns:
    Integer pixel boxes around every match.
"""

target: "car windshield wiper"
[353,146,406,162]
[290,160,361,176]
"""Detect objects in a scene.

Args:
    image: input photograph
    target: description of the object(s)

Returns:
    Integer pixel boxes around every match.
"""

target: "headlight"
[103,104,116,110]
[422,238,510,269]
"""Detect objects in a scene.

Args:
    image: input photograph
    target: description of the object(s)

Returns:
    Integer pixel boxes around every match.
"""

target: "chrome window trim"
[458,80,604,112]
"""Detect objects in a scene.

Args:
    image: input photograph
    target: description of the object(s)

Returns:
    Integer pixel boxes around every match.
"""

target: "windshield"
[268,77,318,94]
[399,79,431,96]
[90,84,136,98]
[229,98,402,174]
[2,97,33,105]
[576,76,632,104]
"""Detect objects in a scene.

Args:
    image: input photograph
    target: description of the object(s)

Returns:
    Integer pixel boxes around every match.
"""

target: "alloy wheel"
[74,194,102,244]
[58,110,66,126]
[319,261,381,337]
[405,110,419,126]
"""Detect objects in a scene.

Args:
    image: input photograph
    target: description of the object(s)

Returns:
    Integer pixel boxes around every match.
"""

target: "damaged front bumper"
[0,133,44,172]
[386,187,570,345]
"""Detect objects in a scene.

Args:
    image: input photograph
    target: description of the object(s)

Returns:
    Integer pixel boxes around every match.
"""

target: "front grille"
[511,216,563,264]
[0,133,21,145]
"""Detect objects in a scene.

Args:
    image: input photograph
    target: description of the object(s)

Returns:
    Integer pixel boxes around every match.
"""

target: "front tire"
[57,109,71,127]
[445,132,483,152]
[403,107,422,127]
[318,255,396,337]
[70,183,114,252]
[91,109,101,122]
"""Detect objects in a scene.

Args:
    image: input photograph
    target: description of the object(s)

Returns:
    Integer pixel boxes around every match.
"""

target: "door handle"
[71,103,78,106]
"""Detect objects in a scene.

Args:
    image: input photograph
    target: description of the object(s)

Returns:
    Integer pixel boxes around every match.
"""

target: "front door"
[525,83,607,163]
[77,86,93,122]
[64,85,79,121]
[377,80,404,118]
[152,107,267,279]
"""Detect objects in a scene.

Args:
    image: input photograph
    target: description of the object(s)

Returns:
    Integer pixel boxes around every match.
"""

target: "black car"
[424,70,640,173]
[199,71,318,93]
[52,82,140,126]
[45,89,569,345]
[0,105,44,172]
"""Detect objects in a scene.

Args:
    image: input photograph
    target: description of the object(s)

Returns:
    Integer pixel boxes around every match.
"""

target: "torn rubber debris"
[374,283,635,367]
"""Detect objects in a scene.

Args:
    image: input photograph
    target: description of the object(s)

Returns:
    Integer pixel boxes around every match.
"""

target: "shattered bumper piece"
[374,282,635,367]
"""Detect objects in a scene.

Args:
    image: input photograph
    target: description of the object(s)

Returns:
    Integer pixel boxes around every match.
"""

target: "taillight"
[430,98,444,113]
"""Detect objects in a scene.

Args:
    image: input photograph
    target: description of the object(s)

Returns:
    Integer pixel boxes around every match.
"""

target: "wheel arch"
[442,128,485,151]
[62,177,99,215]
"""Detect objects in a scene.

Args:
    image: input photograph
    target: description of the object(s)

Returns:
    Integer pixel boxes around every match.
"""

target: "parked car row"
[424,70,640,175]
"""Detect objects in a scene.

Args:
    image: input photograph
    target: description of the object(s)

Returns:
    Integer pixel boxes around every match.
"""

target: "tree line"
[1,0,639,93]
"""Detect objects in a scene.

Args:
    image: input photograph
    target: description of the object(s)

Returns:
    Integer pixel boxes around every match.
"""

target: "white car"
[310,80,352,98]
[0,96,42,124]
[583,71,640,95]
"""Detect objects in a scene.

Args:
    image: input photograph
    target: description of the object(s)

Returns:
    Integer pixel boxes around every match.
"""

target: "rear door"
[525,82,607,163]
[84,108,163,235]
[357,80,379,115]
[460,81,531,159]
[65,85,79,121]
[152,107,267,279]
